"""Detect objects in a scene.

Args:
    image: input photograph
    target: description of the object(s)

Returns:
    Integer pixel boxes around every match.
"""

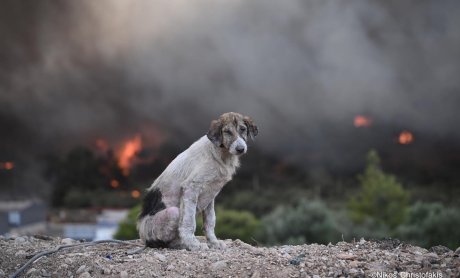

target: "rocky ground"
[0,235,459,278]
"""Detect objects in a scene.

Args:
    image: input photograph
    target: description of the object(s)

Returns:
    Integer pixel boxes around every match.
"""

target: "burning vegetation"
[0,161,14,170]
[398,130,414,145]
[117,134,143,176]
[353,115,373,128]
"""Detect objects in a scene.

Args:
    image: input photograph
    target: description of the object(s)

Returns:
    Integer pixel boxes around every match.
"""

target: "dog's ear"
[207,119,223,147]
[243,116,258,140]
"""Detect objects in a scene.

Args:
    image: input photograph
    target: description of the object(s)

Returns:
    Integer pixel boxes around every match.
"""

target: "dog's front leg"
[178,186,209,251]
[203,199,227,249]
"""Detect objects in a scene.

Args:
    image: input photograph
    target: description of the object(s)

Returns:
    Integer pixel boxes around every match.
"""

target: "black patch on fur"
[145,239,168,248]
[139,188,166,219]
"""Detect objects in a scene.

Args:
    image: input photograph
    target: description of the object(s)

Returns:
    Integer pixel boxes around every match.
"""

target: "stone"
[424,252,440,263]
[79,272,91,278]
[154,252,166,262]
[210,260,228,272]
[61,238,76,245]
[14,236,27,245]
[336,253,357,260]
[251,270,261,278]
[429,245,451,255]
[15,250,27,257]
[120,270,129,278]
[26,268,38,275]
[455,246,460,256]
[76,265,87,275]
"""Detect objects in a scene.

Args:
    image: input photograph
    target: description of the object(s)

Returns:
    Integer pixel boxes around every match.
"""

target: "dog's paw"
[186,242,209,251]
[208,240,227,250]
[184,240,209,251]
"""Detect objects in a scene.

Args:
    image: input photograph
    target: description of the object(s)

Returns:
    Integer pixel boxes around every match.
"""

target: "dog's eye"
[224,130,233,135]
[239,126,246,132]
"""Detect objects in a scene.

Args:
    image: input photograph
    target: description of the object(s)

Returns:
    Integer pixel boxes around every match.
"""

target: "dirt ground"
[0,235,458,278]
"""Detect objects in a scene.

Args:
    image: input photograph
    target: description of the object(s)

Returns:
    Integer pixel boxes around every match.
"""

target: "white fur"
[229,136,247,155]
[138,135,240,250]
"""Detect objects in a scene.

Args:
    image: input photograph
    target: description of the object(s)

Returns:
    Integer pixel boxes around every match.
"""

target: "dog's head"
[207,112,258,155]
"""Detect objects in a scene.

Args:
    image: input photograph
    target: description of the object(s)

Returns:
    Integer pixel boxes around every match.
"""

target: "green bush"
[257,199,342,245]
[114,205,141,240]
[196,207,260,243]
[348,150,410,228]
[396,202,460,249]
[115,205,260,243]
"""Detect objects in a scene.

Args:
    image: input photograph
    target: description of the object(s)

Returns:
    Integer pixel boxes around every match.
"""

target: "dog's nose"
[236,146,245,154]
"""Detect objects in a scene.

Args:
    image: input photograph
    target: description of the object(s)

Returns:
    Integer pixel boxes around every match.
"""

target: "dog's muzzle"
[229,137,247,155]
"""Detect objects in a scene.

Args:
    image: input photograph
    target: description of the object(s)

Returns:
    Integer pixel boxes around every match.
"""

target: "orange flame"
[131,190,141,198]
[398,131,414,145]
[0,162,14,170]
[118,134,142,176]
[354,115,372,128]
[110,179,120,189]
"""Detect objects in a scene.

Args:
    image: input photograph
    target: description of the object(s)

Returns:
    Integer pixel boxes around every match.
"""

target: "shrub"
[396,202,460,249]
[115,205,260,243]
[196,207,260,244]
[348,150,410,228]
[257,199,341,245]
[114,205,141,240]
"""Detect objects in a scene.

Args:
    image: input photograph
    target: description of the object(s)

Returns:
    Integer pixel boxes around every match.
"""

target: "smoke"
[1,0,460,173]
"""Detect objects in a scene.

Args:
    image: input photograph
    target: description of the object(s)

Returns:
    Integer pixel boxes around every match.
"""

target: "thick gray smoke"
[1,0,460,172]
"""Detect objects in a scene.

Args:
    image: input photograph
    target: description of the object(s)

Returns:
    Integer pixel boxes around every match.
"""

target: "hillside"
[0,235,458,278]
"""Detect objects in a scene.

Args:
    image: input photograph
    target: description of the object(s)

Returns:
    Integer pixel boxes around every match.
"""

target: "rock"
[336,253,357,260]
[0,269,5,277]
[14,250,27,257]
[166,265,175,271]
[312,275,321,278]
[76,265,87,275]
[102,268,111,275]
[41,269,51,277]
[210,260,228,272]
[251,270,261,278]
[65,258,73,264]
[26,268,38,275]
[154,252,166,262]
[430,245,451,255]
[14,236,27,245]
[60,263,69,269]
[349,260,359,268]
[79,272,91,278]
[120,270,129,278]
[61,238,76,245]
[455,246,460,256]
[33,234,53,241]
[424,252,440,263]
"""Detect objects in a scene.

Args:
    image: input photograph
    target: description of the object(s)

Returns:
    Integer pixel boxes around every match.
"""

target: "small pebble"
[76,265,86,275]
[210,260,228,272]
[61,238,75,245]
[120,270,129,278]
[14,250,27,257]
[79,271,91,278]
[154,252,166,262]
[14,237,27,245]
[26,268,37,275]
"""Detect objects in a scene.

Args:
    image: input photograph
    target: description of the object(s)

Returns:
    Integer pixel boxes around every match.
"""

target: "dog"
[137,112,258,250]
